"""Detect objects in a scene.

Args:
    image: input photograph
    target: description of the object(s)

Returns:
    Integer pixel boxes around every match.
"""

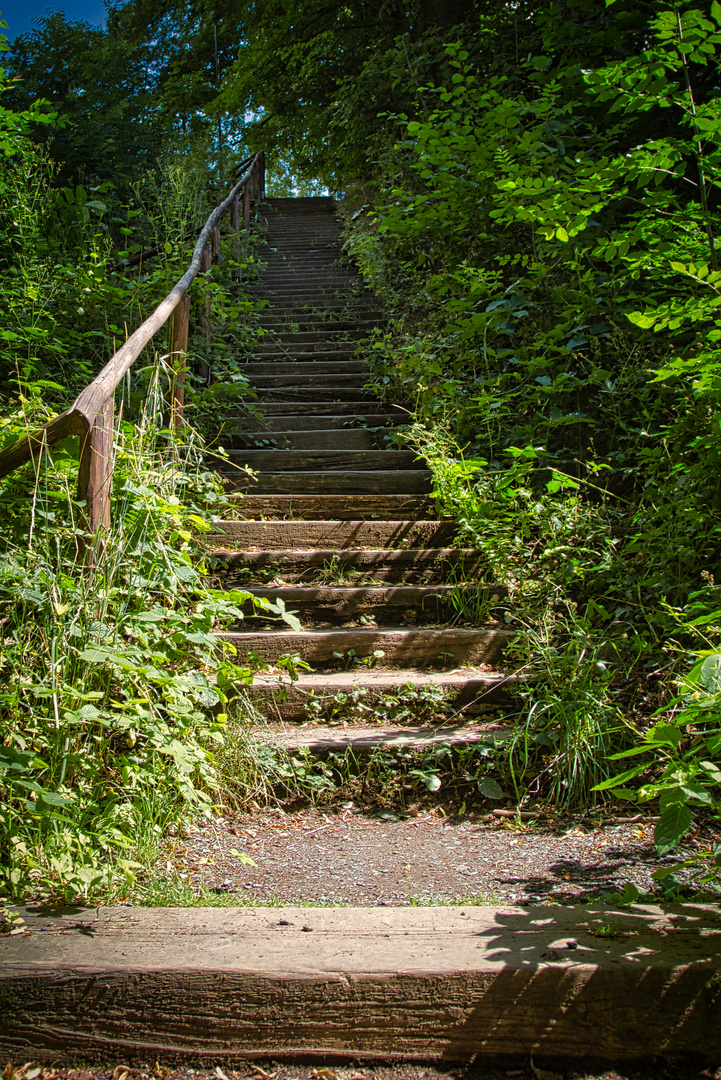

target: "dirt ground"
[162,806,718,904]
[3,1054,720,1080]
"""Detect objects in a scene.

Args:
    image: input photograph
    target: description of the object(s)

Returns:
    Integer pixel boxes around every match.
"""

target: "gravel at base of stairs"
[165,808,719,905]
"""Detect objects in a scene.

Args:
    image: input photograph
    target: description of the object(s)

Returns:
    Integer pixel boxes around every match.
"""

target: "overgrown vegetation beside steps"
[337,3,721,894]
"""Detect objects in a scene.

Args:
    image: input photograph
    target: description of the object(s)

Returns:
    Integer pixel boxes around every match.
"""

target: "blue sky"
[1,0,106,41]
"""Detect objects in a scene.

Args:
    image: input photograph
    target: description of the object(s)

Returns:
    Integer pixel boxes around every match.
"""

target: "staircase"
[208,196,516,753]
[4,197,713,1071]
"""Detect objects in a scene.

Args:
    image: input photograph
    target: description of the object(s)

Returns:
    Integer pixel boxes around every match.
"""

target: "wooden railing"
[0,151,265,536]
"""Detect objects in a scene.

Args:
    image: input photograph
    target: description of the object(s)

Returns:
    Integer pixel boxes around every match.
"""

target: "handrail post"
[197,242,212,382]
[212,223,222,263]
[243,180,251,229]
[77,394,114,541]
[168,293,190,429]
[230,195,241,280]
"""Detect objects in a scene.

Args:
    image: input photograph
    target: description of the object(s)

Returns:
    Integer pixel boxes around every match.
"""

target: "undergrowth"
[340,1,721,889]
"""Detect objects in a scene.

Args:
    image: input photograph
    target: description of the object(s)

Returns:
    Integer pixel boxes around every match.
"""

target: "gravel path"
[162,807,718,905]
[4,1051,718,1080]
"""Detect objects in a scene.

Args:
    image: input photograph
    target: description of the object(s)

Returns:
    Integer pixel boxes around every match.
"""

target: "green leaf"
[627,311,657,329]
[654,803,693,855]
[230,849,257,866]
[477,776,504,799]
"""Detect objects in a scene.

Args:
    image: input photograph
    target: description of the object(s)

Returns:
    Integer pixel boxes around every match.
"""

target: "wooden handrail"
[0,151,265,536]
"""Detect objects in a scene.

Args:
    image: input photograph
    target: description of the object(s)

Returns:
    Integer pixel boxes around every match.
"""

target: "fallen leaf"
[215,1068,229,1080]
[230,849,257,866]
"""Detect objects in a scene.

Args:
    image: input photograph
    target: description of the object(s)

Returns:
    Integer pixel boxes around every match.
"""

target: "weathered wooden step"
[229,429,384,451]
[211,519,454,548]
[257,318,383,331]
[249,350,362,363]
[234,400,397,416]
[256,330,371,343]
[245,667,515,720]
[260,273,360,283]
[228,413,397,433]
[237,584,500,625]
[218,546,483,580]
[239,361,367,377]
[255,386,378,403]
[260,301,379,313]
[260,721,512,754]
[221,495,434,520]
[216,626,513,665]
[5,904,719,1064]
[227,449,420,471]
[224,470,432,495]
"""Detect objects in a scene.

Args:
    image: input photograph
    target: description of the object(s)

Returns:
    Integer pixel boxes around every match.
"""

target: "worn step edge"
[222,495,435,520]
[215,546,481,570]
[215,626,514,663]
[230,430,382,452]
[226,450,419,468]
[224,472,433,496]
[238,586,505,620]
[224,415,397,433]
[226,402,403,416]
[259,721,513,754]
[243,668,520,720]
[210,519,454,547]
[3,904,720,1062]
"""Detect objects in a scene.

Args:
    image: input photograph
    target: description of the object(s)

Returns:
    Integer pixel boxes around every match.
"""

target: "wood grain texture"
[245,668,517,720]
[77,395,114,533]
[218,547,485,575]
[223,495,434,519]
[215,626,514,664]
[210,519,455,548]
[225,471,433,496]
[1,904,719,1062]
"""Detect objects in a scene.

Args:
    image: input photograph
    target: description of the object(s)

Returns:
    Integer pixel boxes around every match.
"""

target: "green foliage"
[6,11,161,189]
[336,2,721,837]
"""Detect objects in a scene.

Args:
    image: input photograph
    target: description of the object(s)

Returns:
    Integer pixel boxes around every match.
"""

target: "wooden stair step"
[217,546,484,581]
[219,495,436,520]
[258,721,512,754]
[258,329,372,343]
[243,667,516,720]
[225,414,397,432]
[211,519,455,548]
[237,584,502,625]
[239,361,367,377]
[229,429,384,451]
[6,904,717,1063]
[223,470,433,495]
[255,387,379,403]
[257,318,383,331]
[216,626,513,664]
[249,350,362,363]
[226,449,420,470]
[231,400,398,416]
[259,301,380,313]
